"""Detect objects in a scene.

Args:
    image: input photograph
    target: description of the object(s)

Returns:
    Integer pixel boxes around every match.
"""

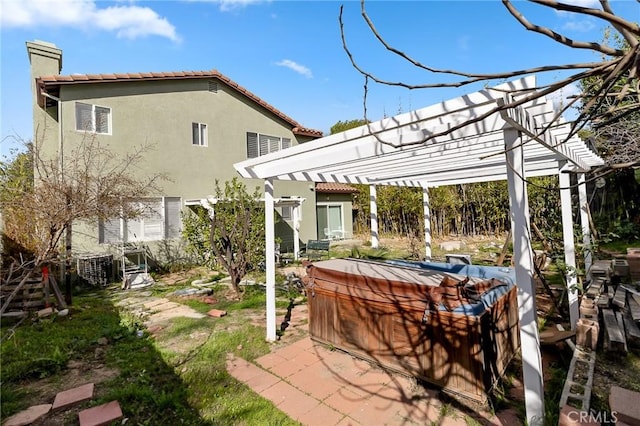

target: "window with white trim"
[280,205,292,220]
[246,132,291,158]
[192,123,208,146]
[75,102,111,134]
[99,197,182,244]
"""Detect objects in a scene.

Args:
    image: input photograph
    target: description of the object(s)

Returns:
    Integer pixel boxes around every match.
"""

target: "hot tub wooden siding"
[304,259,520,403]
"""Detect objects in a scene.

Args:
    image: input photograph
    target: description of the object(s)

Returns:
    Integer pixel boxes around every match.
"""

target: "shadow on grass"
[1,287,297,425]
[0,292,209,424]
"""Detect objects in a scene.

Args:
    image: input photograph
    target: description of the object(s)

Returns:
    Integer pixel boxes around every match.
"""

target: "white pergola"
[233,76,604,424]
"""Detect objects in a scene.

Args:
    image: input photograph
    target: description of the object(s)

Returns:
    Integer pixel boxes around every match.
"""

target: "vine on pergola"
[339,0,640,168]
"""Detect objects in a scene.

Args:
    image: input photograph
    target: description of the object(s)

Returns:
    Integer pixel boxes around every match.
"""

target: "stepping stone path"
[78,400,123,426]
[3,404,52,426]
[52,383,94,411]
[113,295,205,330]
[6,291,208,425]
[4,383,122,426]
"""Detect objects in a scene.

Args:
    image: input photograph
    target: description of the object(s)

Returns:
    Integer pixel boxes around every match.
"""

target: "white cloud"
[554,0,601,18]
[550,0,599,34]
[0,0,180,42]
[457,35,470,52]
[562,19,596,32]
[275,59,313,79]
[557,0,600,7]
[219,0,266,12]
[187,0,268,12]
[547,83,582,116]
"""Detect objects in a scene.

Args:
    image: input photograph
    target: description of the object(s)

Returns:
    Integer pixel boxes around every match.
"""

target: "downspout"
[40,91,63,172]
[41,90,71,304]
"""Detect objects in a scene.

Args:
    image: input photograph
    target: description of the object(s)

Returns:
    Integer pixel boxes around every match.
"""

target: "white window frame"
[125,199,164,242]
[280,205,292,220]
[247,132,291,158]
[75,102,112,135]
[192,122,208,147]
[99,197,181,244]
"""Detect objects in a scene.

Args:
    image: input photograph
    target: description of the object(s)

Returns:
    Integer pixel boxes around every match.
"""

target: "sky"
[1,0,638,158]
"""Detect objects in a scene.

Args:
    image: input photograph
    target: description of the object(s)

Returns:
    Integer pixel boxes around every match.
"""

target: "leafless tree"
[339,0,639,167]
[1,132,165,310]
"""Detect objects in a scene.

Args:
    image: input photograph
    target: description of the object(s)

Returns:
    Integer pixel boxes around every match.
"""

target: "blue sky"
[1,0,638,158]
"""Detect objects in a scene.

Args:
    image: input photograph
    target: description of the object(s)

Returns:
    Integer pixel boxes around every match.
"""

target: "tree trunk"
[64,213,73,305]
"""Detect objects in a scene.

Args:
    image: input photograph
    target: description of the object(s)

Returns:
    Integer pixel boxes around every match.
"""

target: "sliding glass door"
[316,204,343,240]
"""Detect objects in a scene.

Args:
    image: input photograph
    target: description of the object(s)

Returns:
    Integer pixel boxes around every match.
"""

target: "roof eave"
[36,71,323,137]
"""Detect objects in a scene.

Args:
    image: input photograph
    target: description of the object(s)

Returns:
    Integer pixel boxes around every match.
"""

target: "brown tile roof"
[315,182,359,193]
[37,70,323,138]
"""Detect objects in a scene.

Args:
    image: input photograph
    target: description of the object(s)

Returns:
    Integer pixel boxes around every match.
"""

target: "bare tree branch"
[504,0,623,56]
[530,0,640,42]
[598,0,639,47]
[339,0,639,166]
[1,132,166,268]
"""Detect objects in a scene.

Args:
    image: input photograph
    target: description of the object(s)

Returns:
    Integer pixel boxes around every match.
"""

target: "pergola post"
[292,203,300,260]
[370,185,379,248]
[264,179,277,342]
[578,173,592,275]
[423,187,432,260]
[504,128,544,425]
[559,169,579,329]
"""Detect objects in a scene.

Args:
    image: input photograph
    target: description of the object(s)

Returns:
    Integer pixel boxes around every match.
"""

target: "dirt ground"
[12,235,637,425]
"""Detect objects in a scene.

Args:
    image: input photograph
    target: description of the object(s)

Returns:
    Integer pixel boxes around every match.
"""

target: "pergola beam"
[505,127,544,424]
[264,179,277,342]
[370,185,379,249]
[578,174,593,274]
[423,187,432,260]
[559,168,579,329]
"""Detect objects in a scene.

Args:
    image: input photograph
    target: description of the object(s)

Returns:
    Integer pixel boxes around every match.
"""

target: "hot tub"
[303,258,520,403]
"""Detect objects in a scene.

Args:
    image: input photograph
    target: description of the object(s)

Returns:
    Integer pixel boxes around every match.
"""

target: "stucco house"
[26,39,355,265]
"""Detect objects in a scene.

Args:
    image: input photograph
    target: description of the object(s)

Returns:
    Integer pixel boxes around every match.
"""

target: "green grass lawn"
[6,234,630,425]
[0,288,298,425]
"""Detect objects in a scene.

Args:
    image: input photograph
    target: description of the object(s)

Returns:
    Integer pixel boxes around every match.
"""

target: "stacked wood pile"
[1,263,67,318]
[582,258,640,354]
[558,254,639,417]
[1,272,46,311]
[628,247,640,282]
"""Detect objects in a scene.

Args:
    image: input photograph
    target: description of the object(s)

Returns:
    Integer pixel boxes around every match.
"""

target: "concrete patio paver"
[323,386,369,416]
[255,352,288,369]
[298,402,345,426]
[145,305,205,323]
[142,298,170,309]
[260,380,299,407]
[226,357,265,382]
[244,369,282,393]
[268,356,308,378]
[276,387,322,420]
[228,336,512,426]
[286,367,344,401]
